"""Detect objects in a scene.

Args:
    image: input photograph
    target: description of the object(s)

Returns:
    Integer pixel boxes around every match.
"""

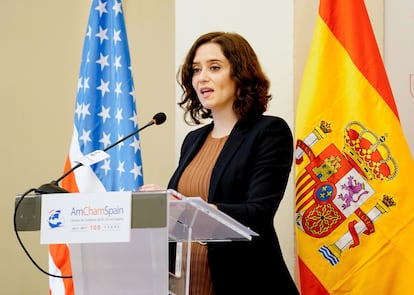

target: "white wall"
[384,0,414,158]
[175,0,296,277]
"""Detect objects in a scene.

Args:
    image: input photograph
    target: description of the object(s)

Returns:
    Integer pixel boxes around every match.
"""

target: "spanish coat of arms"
[295,120,397,266]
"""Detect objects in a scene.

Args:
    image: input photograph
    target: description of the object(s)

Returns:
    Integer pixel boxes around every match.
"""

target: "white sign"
[40,191,131,244]
[78,150,110,166]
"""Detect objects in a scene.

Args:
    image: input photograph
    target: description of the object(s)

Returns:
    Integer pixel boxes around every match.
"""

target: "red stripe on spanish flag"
[295,1,414,294]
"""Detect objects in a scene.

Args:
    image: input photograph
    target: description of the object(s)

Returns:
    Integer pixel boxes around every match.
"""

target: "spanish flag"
[295,0,414,294]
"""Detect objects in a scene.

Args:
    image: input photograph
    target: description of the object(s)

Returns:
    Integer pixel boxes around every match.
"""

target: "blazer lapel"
[175,124,212,182]
[208,121,248,201]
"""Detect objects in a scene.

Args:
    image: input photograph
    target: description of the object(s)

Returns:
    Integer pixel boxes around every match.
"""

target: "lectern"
[15,190,257,295]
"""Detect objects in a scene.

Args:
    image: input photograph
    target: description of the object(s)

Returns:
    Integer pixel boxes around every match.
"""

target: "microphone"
[36,112,167,194]
[152,112,167,125]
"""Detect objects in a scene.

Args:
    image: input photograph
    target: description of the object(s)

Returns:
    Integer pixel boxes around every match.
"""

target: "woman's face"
[191,42,237,115]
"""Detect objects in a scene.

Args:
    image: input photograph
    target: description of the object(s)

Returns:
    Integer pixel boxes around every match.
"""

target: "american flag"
[49,0,143,293]
[72,0,143,192]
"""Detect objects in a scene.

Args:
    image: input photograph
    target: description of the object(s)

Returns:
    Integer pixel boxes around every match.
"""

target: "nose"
[196,68,209,82]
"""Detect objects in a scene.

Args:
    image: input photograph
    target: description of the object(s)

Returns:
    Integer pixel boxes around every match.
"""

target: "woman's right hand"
[138,184,165,191]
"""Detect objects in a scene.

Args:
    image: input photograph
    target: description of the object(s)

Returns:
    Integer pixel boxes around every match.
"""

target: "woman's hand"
[138,184,165,191]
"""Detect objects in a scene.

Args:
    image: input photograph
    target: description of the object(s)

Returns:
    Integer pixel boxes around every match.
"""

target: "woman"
[141,32,299,295]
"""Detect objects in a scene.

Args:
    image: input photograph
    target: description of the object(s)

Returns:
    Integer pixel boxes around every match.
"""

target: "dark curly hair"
[177,32,272,125]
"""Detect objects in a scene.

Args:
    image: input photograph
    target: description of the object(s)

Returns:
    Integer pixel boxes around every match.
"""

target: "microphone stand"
[36,113,165,194]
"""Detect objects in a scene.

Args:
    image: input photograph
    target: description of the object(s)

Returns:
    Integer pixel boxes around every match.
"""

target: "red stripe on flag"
[298,258,329,295]
[61,156,79,193]
[49,244,74,294]
[48,155,77,295]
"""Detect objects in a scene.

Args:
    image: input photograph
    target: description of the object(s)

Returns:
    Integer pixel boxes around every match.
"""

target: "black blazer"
[168,115,299,295]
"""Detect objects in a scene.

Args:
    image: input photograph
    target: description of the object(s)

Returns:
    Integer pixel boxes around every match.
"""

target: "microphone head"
[153,112,167,125]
